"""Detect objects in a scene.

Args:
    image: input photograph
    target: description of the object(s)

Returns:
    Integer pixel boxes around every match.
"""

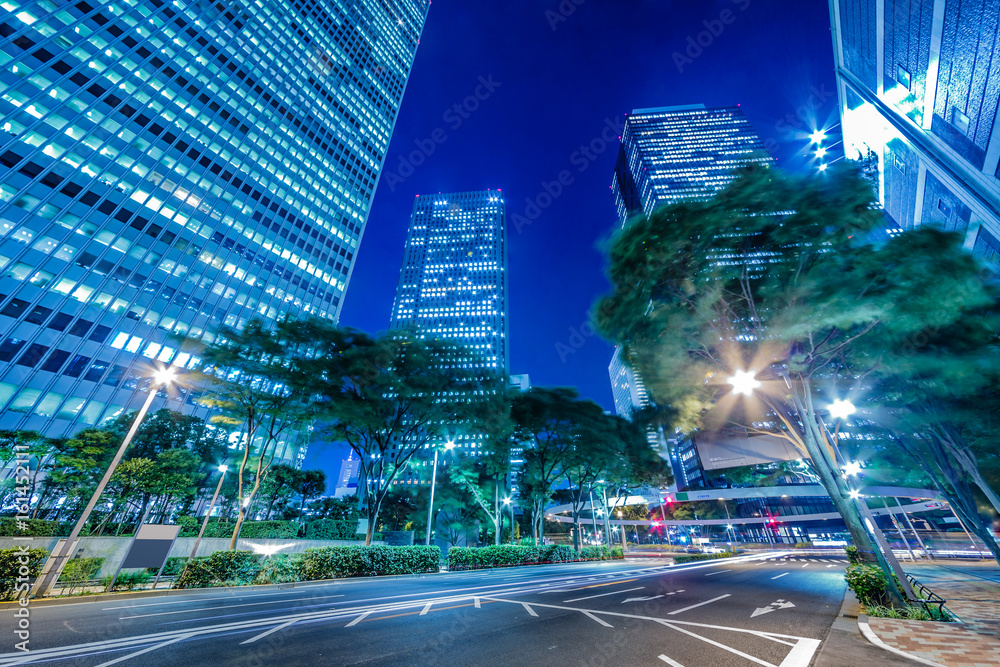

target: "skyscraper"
[0,1,430,440]
[612,104,771,223]
[609,104,770,485]
[389,189,508,457]
[829,0,1000,269]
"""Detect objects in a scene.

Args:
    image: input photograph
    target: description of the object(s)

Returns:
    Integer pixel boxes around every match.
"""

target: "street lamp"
[425,441,455,546]
[843,461,863,476]
[176,464,228,585]
[809,129,827,143]
[727,369,761,396]
[829,399,857,421]
[503,496,514,543]
[33,367,176,597]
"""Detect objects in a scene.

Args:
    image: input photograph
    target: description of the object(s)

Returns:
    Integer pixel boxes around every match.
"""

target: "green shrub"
[845,564,890,606]
[609,546,625,560]
[0,547,48,600]
[845,545,862,565]
[673,552,736,564]
[0,518,60,537]
[101,570,151,591]
[299,545,440,580]
[448,544,620,570]
[176,518,298,539]
[58,557,104,594]
[144,556,189,577]
[303,519,363,541]
[174,550,263,588]
[580,546,613,561]
[254,554,306,584]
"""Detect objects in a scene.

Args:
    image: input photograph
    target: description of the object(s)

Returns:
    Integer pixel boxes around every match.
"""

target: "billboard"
[694,430,806,471]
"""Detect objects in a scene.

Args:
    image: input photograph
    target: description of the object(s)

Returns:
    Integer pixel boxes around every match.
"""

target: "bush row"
[447,544,624,570]
[0,517,371,541]
[174,545,441,589]
[175,517,300,539]
[0,547,48,600]
[672,552,737,564]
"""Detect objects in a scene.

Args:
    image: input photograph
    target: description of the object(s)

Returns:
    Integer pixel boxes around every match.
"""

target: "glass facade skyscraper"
[389,189,508,458]
[613,104,771,223]
[830,0,1000,270]
[0,1,429,444]
[609,104,769,487]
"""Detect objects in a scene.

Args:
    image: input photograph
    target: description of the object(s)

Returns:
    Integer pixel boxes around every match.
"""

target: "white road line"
[474,597,481,609]
[778,638,822,667]
[658,655,684,667]
[119,594,346,619]
[345,612,370,627]
[102,588,307,610]
[826,565,835,568]
[94,634,194,667]
[801,564,809,568]
[583,611,613,627]
[240,620,296,645]
[704,570,730,577]
[667,594,731,616]
[657,621,775,667]
[522,602,537,617]
[771,573,789,580]
[564,586,644,603]
[419,602,433,616]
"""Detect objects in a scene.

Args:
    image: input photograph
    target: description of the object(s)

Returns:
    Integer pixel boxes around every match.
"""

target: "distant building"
[0,1,431,461]
[388,190,508,483]
[609,105,770,483]
[508,373,530,393]
[333,455,360,499]
[830,0,1000,270]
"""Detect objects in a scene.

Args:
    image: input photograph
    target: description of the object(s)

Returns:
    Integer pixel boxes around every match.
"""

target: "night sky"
[305,0,840,475]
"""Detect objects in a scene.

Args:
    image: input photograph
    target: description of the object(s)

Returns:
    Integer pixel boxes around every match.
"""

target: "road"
[1,552,856,666]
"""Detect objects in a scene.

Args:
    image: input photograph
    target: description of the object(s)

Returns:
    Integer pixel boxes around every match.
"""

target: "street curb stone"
[858,613,948,667]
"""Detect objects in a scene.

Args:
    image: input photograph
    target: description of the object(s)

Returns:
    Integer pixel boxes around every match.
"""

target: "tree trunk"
[364,505,380,546]
[228,508,245,550]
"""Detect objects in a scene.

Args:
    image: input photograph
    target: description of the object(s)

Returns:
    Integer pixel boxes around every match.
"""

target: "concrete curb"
[857,614,948,667]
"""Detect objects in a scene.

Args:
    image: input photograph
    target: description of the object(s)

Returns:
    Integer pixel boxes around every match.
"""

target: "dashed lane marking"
[771,573,789,580]
[564,586,644,603]
[704,570,730,577]
[667,594,731,616]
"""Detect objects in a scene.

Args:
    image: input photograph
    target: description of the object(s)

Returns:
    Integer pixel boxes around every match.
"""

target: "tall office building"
[829,0,1000,269]
[0,1,430,445]
[389,189,508,457]
[609,104,770,485]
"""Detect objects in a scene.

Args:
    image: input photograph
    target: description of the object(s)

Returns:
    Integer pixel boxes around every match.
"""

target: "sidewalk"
[862,561,1000,667]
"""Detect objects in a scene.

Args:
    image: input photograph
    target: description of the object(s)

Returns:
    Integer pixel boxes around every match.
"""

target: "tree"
[295,469,327,517]
[595,164,996,602]
[306,327,480,545]
[259,464,302,519]
[196,319,317,549]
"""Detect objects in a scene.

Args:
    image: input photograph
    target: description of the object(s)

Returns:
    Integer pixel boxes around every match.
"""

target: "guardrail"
[905,574,950,619]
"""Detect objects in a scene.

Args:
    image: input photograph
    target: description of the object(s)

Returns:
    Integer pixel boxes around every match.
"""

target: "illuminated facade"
[0,0,430,447]
[389,189,508,459]
[612,104,770,223]
[609,104,769,485]
[830,0,1000,268]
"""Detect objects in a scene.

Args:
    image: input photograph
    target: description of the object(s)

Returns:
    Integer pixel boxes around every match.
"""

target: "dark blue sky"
[306,0,839,475]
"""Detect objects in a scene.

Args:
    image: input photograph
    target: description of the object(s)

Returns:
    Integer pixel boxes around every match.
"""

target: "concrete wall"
[0,536,384,578]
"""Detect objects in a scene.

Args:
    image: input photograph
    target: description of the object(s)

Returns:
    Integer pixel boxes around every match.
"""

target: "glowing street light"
[727,369,761,396]
[817,163,828,172]
[829,399,857,420]
[848,489,861,499]
[843,461,863,476]
[809,129,827,143]
[426,440,457,546]
[816,147,828,158]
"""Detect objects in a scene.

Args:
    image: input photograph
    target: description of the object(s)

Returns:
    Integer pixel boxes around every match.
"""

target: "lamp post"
[616,510,627,551]
[33,368,176,597]
[503,497,513,543]
[189,465,229,561]
[425,441,455,546]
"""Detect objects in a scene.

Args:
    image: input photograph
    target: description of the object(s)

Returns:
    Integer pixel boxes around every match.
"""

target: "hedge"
[0,547,48,600]
[447,545,624,571]
[298,545,440,580]
[175,551,264,588]
[303,519,363,541]
[176,517,299,539]
[672,552,738,565]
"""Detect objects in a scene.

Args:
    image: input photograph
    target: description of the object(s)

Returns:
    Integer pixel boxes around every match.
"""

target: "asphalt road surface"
[1,552,856,666]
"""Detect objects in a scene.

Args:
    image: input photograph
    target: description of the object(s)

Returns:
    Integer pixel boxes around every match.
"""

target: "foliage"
[297,545,441,580]
[845,545,862,565]
[0,518,60,536]
[303,519,363,541]
[174,550,264,588]
[845,564,892,606]
[447,544,619,570]
[254,554,306,584]
[0,547,48,600]
[305,495,362,522]
[176,518,298,539]
[673,552,737,564]
[865,604,951,622]
[58,557,104,594]
[145,557,189,577]
[101,570,151,591]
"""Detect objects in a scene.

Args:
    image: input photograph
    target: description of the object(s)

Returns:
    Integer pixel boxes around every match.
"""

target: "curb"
[857,614,948,667]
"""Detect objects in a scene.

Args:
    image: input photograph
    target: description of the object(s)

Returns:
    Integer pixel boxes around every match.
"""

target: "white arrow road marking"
[94,634,194,667]
[345,612,370,627]
[622,595,664,603]
[658,655,684,667]
[667,594,731,615]
[752,599,796,618]
[656,621,775,667]
[771,573,789,580]
[240,620,297,645]
[564,586,644,603]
